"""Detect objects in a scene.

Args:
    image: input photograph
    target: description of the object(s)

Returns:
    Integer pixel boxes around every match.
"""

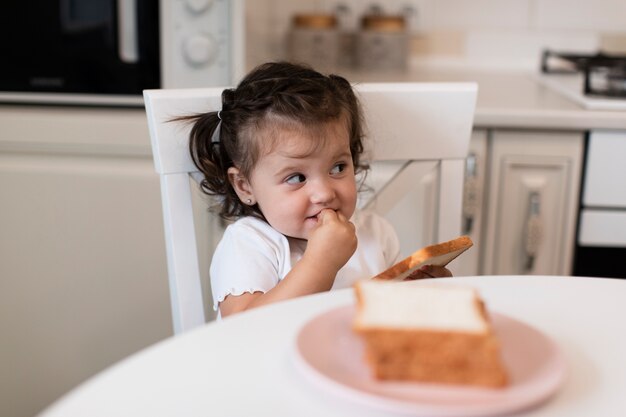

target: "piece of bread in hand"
[373,235,473,281]
[353,280,509,388]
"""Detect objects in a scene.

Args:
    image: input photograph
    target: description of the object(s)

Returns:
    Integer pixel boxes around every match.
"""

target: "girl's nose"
[310,180,336,205]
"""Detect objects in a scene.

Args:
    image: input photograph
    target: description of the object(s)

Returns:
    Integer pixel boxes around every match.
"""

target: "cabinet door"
[583,130,626,208]
[0,151,173,416]
[0,107,172,417]
[455,130,488,276]
[482,131,583,275]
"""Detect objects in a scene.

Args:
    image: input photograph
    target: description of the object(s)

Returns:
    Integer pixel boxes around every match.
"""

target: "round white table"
[38,276,626,417]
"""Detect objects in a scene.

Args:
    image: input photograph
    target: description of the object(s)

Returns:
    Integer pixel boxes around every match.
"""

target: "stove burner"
[541,50,626,98]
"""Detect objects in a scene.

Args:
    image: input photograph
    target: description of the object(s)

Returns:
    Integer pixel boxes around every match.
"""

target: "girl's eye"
[285,173,306,184]
[330,163,346,175]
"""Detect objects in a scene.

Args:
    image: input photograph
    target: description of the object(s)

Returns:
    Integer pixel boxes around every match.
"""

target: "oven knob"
[183,34,217,66]
[184,0,213,13]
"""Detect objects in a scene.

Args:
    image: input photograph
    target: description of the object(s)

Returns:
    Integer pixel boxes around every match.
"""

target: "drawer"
[579,210,626,247]
[583,130,626,208]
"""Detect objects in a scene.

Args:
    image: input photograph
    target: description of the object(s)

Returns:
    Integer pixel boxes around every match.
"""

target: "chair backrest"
[144,83,477,334]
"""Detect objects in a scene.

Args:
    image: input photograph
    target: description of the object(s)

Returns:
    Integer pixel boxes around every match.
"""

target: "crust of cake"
[355,328,508,388]
[373,236,473,281]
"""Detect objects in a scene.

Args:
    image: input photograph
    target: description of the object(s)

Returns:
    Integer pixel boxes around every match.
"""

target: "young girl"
[183,62,451,317]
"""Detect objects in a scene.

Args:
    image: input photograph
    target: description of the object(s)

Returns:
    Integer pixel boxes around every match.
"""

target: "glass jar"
[288,14,339,70]
[356,15,409,71]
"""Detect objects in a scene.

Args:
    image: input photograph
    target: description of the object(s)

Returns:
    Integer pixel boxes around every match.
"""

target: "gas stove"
[537,50,626,110]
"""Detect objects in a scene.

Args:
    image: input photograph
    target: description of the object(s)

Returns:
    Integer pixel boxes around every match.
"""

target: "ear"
[227,167,256,205]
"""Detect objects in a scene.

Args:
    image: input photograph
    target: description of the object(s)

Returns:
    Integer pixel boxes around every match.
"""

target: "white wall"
[246,0,626,70]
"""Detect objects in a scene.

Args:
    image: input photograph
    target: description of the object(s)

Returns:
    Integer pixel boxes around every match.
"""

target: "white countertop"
[2,66,625,132]
[344,67,626,131]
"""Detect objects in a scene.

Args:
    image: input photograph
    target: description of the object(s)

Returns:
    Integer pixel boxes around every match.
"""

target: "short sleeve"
[209,218,291,311]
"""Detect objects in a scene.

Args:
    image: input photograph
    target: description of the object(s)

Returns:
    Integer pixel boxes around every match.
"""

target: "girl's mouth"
[307,208,338,222]
[306,210,327,223]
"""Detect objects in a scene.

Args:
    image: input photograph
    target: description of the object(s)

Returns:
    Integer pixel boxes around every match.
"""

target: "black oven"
[0,0,244,105]
[0,0,159,95]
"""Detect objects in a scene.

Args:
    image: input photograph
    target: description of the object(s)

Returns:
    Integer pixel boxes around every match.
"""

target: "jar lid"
[361,15,406,32]
[292,14,337,29]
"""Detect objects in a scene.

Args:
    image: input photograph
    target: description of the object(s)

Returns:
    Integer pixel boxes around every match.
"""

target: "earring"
[246,198,253,205]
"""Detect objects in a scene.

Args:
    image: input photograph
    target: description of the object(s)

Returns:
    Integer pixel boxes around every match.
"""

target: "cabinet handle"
[463,153,480,234]
[524,191,543,272]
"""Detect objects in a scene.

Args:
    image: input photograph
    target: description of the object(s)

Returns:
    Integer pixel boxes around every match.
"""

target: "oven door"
[575,210,626,278]
[0,0,159,95]
[574,130,626,278]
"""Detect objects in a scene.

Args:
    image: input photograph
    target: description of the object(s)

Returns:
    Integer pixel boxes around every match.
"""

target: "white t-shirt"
[210,210,400,311]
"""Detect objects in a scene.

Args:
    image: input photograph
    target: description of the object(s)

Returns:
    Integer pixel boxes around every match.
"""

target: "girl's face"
[230,120,357,240]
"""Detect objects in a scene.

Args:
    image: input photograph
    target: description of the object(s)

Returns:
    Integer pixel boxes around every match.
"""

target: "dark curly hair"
[177,61,368,220]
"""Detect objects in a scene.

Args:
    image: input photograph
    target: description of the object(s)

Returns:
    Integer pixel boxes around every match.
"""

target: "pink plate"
[293,305,566,416]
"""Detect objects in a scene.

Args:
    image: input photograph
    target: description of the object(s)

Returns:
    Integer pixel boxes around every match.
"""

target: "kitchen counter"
[3,67,624,132]
[344,67,626,131]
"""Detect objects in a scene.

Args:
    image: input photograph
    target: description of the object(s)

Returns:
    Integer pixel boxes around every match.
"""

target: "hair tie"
[217,110,222,120]
[211,119,222,144]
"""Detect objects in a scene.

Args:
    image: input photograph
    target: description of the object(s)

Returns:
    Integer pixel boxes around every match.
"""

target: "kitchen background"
[246,0,626,71]
[1,1,626,417]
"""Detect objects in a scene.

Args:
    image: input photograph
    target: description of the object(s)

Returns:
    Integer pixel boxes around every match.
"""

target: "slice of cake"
[353,280,508,388]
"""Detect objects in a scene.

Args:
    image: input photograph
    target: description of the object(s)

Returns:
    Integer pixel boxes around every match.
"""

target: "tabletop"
[38,275,626,417]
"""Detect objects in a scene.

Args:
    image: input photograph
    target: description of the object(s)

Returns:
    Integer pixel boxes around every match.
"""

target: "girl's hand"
[304,209,357,273]
[404,265,453,280]
[220,209,356,317]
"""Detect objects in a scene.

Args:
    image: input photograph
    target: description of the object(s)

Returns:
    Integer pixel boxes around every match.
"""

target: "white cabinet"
[480,130,584,275]
[0,106,172,417]
[455,130,488,276]
[364,128,585,277]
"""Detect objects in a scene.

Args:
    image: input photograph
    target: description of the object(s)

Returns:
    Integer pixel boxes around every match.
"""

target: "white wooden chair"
[144,83,477,334]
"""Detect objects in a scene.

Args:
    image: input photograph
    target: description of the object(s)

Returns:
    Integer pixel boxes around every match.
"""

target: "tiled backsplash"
[246,0,626,70]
